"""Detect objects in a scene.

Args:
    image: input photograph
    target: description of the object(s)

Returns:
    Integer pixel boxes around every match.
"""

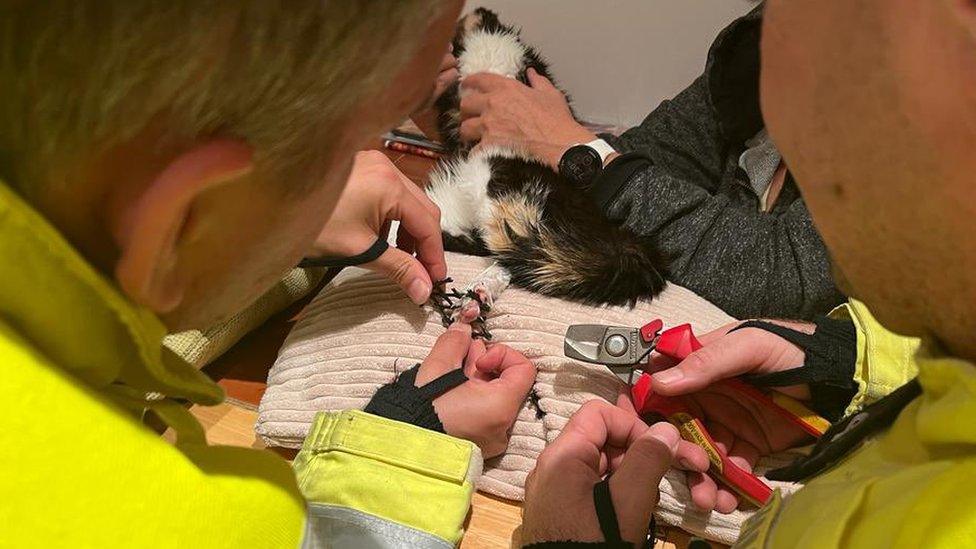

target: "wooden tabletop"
[188,140,716,549]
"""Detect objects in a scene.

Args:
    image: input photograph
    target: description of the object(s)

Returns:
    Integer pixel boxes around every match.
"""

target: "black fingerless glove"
[363,363,467,432]
[298,238,389,268]
[732,316,858,421]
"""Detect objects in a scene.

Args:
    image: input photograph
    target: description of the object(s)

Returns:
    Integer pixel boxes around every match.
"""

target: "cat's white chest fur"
[458,30,527,80]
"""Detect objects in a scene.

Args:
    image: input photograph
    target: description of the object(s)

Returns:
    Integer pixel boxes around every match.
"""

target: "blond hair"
[0,1,441,195]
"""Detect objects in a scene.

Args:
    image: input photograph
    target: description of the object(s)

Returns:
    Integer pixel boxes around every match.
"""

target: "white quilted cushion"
[256,252,803,544]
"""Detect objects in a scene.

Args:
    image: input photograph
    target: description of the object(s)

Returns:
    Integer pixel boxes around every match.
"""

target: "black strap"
[415,368,469,401]
[593,478,623,545]
[364,363,468,432]
[588,151,653,212]
[730,317,858,421]
[298,238,389,268]
[767,377,921,482]
[522,479,652,548]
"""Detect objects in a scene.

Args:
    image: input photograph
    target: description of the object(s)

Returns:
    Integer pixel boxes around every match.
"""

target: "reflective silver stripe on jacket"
[301,504,453,549]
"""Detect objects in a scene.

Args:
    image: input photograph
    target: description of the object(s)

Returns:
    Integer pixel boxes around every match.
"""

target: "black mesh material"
[732,316,858,421]
[364,364,467,432]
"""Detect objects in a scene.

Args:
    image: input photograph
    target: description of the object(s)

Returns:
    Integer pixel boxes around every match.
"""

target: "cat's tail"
[483,192,669,307]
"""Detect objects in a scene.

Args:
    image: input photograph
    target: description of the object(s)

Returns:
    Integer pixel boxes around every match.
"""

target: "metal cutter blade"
[564,324,656,382]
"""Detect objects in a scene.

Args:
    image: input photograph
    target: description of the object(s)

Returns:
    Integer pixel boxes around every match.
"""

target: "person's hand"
[521,400,710,545]
[312,150,446,304]
[648,321,819,513]
[411,46,459,140]
[418,322,537,458]
[459,68,596,169]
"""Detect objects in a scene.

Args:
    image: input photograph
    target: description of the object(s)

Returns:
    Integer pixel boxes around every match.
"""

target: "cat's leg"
[453,262,511,325]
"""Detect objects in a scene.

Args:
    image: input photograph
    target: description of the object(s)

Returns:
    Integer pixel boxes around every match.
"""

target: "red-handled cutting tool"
[564,320,831,507]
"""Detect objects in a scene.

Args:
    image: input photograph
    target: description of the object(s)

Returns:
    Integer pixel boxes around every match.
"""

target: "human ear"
[113,139,253,313]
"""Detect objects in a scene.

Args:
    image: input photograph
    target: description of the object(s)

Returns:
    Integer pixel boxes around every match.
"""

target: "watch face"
[559,145,603,187]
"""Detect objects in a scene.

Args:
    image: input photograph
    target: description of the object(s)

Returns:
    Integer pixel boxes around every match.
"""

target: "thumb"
[612,422,678,486]
[476,344,536,397]
[650,329,779,396]
[364,246,433,305]
[417,322,473,384]
[608,422,679,541]
[526,68,556,92]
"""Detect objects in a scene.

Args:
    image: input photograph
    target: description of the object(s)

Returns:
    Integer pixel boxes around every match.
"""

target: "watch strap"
[585,138,616,165]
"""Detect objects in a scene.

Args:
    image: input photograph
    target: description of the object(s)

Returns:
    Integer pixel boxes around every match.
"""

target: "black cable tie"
[299,238,389,268]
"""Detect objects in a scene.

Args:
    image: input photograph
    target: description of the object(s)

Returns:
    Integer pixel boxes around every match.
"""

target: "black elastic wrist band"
[731,317,858,421]
[364,363,467,432]
[593,478,624,545]
[522,479,650,549]
[299,237,389,268]
[588,151,653,212]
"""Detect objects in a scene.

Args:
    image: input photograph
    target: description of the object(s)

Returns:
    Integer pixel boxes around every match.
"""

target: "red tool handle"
[717,446,774,507]
[682,414,773,507]
[654,324,702,360]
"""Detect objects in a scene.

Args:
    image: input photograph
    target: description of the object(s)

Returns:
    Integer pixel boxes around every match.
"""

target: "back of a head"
[0,0,455,330]
[0,0,440,197]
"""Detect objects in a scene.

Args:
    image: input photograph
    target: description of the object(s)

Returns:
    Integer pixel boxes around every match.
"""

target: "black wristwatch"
[558,139,616,188]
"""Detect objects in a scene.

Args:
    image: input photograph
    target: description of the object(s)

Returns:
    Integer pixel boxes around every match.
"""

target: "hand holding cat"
[460,68,596,168]
[311,150,447,305]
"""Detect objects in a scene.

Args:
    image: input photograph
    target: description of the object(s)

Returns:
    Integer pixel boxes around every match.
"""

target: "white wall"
[471,1,755,128]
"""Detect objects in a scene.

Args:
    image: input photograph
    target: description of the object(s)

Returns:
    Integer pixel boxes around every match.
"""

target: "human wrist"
[538,125,598,169]
[806,317,858,420]
[585,151,653,210]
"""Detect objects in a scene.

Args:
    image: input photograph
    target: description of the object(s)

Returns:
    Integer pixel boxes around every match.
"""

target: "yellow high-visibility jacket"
[737,301,976,548]
[0,181,479,548]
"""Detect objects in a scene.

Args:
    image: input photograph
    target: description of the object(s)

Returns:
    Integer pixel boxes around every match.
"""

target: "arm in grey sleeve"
[604,170,844,319]
[601,75,728,193]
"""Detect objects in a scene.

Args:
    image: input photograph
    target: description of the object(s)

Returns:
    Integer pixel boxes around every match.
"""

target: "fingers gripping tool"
[564,320,829,507]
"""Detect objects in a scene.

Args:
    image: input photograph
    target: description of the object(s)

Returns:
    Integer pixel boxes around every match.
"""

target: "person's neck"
[31,177,116,275]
